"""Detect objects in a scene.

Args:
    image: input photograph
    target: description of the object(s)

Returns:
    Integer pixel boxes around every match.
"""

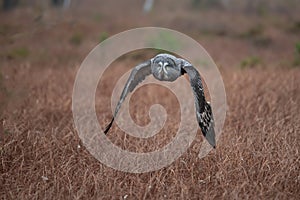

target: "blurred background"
[1,0,300,68]
[0,0,299,199]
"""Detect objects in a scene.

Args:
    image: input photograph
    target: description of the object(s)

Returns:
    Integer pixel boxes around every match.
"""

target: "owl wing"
[104,60,152,134]
[182,63,216,148]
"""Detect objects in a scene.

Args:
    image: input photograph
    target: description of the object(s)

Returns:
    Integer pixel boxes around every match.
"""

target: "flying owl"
[104,53,216,148]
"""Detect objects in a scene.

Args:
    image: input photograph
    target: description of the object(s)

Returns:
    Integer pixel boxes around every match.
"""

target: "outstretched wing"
[182,63,216,148]
[104,60,152,134]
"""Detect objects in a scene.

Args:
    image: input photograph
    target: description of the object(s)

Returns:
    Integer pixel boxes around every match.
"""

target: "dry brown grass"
[1,2,300,199]
[1,63,299,199]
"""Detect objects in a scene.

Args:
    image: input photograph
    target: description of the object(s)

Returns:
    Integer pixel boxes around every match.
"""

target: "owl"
[104,53,216,148]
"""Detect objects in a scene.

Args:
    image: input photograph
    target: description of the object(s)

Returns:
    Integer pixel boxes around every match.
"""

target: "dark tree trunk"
[2,0,19,11]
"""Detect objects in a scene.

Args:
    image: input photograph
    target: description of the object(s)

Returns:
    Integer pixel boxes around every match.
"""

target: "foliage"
[99,32,109,43]
[69,32,83,46]
[295,42,300,54]
[292,42,300,67]
[289,21,300,33]
[253,35,272,47]
[147,32,181,52]
[240,56,262,69]
[93,13,102,22]
[7,47,30,59]
[240,24,264,38]
[239,24,272,47]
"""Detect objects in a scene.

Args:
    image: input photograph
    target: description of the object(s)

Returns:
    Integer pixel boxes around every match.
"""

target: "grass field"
[0,1,300,199]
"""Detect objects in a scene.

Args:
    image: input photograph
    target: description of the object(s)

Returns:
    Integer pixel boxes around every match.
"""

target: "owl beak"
[162,62,168,74]
[158,62,163,73]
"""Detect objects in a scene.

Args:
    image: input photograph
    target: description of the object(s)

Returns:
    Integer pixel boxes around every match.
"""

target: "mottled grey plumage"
[104,53,216,148]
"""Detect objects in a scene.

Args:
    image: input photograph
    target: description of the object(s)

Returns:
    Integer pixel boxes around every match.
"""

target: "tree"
[2,0,19,10]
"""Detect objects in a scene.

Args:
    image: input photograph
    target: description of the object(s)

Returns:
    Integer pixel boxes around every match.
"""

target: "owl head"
[151,54,182,81]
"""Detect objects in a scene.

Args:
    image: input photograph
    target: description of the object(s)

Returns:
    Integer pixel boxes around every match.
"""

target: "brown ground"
[0,1,300,199]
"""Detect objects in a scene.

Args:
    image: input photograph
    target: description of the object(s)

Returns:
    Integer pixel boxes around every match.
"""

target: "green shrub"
[253,35,272,47]
[93,13,102,22]
[295,42,300,54]
[7,47,30,59]
[239,24,272,47]
[240,56,262,69]
[288,21,300,34]
[147,32,181,52]
[240,24,264,38]
[99,32,109,43]
[293,42,300,67]
[69,32,83,46]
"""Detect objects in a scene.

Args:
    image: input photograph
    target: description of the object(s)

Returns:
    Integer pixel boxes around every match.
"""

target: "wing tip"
[104,117,114,134]
[205,124,216,148]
